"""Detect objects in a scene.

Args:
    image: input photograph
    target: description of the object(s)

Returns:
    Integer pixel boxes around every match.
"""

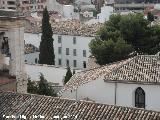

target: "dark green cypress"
[39,7,55,65]
[64,67,72,84]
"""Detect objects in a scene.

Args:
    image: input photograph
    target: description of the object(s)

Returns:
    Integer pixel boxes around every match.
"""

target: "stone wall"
[0,16,27,93]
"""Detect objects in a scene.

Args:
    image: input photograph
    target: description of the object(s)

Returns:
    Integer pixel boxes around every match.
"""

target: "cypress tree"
[39,7,55,65]
[64,67,72,84]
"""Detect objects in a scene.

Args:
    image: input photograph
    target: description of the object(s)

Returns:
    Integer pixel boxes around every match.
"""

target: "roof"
[104,55,160,84]
[51,20,103,37]
[0,71,16,86]
[58,58,131,94]
[59,55,160,94]
[0,76,16,86]
[1,91,160,119]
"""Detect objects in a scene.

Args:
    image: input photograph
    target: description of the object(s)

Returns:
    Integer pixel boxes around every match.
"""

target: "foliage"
[39,7,55,65]
[27,73,57,97]
[38,73,56,96]
[147,12,154,22]
[27,77,38,94]
[73,69,76,75]
[90,13,160,65]
[64,67,72,84]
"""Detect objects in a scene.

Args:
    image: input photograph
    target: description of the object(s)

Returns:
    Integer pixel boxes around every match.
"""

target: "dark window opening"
[135,87,145,108]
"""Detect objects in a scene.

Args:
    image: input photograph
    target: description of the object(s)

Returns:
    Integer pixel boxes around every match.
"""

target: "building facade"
[0,0,16,10]
[0,0,46,11]
[59,55,160,111]
[54,34,94,69]
[24,33,94,69]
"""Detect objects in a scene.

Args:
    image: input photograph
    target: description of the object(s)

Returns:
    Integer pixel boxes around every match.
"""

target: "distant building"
[0,0,46,12]
[24,21,102,70]
[59,55,160,111]
[97,5,113,23]
[0,0,16,10]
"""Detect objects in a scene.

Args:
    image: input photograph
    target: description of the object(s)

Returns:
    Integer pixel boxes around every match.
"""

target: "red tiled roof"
[0,77,16,86]
[105,55,160,84]
[59,55,160,95]
[0,91,160,120]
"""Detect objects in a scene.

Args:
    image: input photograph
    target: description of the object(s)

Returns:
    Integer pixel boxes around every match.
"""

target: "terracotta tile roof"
[104,55,160,84]
[59,55,160,94]
[25,44,39,54]
[0,78,16,86]
[58,59,132,94]
[51,20,103,37]
[1,91,160,120]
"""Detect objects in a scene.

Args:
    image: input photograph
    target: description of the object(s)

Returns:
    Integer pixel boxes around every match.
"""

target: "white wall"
[97,6,113,23]
[24,33,41,48]
[61,79,160,111]
[46,0,63,14]
[116,83,160,111]
[63,5,74,19]
[53,34,94,69]
[24,33,94,69]
[25,52,39,64]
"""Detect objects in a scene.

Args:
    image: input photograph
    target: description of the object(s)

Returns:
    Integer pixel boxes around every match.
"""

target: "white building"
[25,52,39,64]
[53,34,94,69]
[58,55,160,111]
[24,21,102,69]
[0,0,16,10]
[97,5,113,23]
[46,0,79,20]
[24,33,94,69]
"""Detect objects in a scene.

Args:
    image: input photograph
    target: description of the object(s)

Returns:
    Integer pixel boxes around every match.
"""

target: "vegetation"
[39,7,55,65]
[89,13,160,65]
[147,12,154,23]
[64,67,72,84]
[27,73,57,97]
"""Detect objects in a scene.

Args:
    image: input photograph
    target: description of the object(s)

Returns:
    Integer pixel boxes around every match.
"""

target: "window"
[58,47,62,54]
[73,60,77,67]
[83,50,86,57]
[83,61,86,68]
[58,59,61,65]
[135,87,145,108]
[66,48,69,55]
[66,59,69,66]
[73,49,77,56]
[73,37,76,44]
[58,36,62,43]
[35,58,38,63]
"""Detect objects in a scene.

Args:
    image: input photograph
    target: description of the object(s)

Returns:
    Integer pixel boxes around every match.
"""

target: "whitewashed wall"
[97,6,113,23]
[60,78,160,111]
[24,33,94,69]
[53,34,94,69]
[25,52,39,64]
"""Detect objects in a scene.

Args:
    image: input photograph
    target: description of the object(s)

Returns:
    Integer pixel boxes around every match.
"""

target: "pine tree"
[39,7,55,65]
[64,67,72,84]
